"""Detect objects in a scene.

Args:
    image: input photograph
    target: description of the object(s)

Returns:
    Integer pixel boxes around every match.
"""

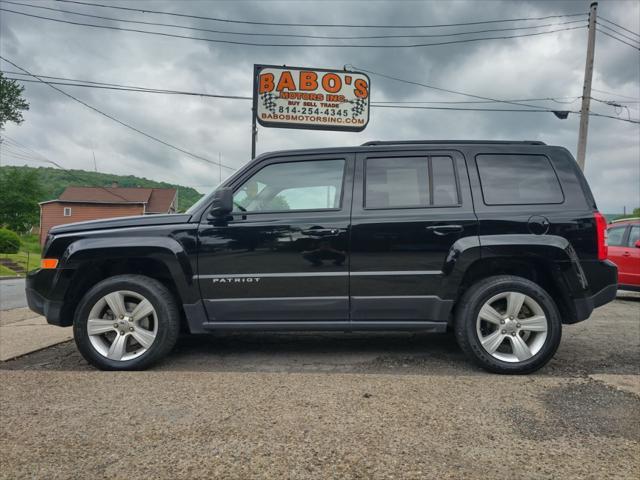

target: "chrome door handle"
[426,225,463,235]
[302,227,340,236]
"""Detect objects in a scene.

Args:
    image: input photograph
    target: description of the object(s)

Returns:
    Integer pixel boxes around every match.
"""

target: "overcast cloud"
[0,0,638,212]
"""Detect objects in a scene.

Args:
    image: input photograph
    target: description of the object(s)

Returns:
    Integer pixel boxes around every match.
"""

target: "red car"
[607,219,640,291]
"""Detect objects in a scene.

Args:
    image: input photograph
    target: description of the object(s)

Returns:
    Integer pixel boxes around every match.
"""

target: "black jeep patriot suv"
[26,140,617,373]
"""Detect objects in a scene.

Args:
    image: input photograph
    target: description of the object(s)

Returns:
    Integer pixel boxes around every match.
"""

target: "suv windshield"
[185,189,216,215]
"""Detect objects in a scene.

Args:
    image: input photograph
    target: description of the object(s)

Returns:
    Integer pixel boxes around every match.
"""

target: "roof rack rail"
[610,217,639,224]
[361,140,547,146]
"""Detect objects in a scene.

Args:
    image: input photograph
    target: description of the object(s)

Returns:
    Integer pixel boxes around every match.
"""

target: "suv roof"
[361,140,546,146]
[256,140,554,162]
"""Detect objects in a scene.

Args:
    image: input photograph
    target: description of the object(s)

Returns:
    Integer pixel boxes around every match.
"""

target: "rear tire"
[73,274,180,371]
[454,275,562,374]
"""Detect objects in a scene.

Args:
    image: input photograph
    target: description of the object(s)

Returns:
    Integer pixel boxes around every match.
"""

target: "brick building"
[39,185,177,244]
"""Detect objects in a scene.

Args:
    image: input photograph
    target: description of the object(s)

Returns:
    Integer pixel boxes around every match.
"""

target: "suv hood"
[49,213,192,235]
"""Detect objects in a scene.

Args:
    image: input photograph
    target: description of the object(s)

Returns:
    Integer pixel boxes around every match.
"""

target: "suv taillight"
[594,211,608,260]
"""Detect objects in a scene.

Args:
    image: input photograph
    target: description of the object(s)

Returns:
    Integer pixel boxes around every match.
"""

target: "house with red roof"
[38,184,177,244]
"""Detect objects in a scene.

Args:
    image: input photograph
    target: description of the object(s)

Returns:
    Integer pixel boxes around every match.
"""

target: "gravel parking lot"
[1,294,639,479]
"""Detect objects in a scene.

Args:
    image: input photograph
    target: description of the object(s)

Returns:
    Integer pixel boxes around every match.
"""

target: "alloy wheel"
[476,291,549,363]
[86,290,158,361]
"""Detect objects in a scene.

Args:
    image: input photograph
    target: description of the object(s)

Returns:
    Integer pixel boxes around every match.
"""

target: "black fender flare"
[440,234,587,300]
[61,236,198,304]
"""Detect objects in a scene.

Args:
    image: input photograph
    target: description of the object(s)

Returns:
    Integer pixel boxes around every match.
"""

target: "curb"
[1,338,73,362]
[0,310,73,361]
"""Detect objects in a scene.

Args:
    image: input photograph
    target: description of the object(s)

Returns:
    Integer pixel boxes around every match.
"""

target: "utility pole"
[218,152,222,184]
[576,2,598,171]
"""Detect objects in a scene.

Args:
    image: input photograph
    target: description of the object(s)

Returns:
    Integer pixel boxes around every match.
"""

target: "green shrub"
[0,228,20,254]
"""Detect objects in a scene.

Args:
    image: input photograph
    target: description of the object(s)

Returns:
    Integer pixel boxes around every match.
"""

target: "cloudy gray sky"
[1,0,638,212]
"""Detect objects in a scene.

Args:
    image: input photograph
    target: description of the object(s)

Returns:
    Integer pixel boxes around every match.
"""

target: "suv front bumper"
[25,268,73,327]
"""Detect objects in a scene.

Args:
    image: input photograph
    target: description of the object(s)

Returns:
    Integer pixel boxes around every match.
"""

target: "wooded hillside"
[0,165,204,212]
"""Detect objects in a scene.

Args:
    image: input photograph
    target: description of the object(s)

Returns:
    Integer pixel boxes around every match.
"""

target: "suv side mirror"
[635,240,640,248]
[209,187,233,218]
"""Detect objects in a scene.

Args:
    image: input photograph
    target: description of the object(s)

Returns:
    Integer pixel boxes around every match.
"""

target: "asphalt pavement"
[0,278,26,311]
[1,293,638,479]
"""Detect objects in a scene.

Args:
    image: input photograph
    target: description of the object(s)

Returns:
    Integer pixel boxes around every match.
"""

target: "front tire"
[73,275,180,371]
[454,275,562,374]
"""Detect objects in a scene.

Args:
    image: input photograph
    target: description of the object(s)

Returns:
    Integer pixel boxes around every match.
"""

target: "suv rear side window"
[365,156,458,209]
[476,154,564,205]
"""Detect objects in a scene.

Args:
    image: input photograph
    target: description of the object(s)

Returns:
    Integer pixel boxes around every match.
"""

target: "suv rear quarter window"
[476,154,564,205]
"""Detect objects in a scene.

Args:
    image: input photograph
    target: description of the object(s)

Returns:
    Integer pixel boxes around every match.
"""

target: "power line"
[592,87,640,101]
[2,69,588,105]
[349,65,554,110]
[371,103,639,123]
[0,77,563,110]
[4,72,585,106]
[1,136,136,203]
[2,137,211,200]
[373,97,582,105]
[591,98,633,120]
[372,104,556,112]
[0,7,587,49]
[597,22,640,45]
[592,96,639,106]
[2,73,254,100]
[1,1,587,41]
[1,136,136,201]
[597,28,640,51]
[3,75,252,100]
[0,56,237,171]
[6,71,639,123]
[599,16,640,38]
[351,66,640,123]
[55,0,586,29]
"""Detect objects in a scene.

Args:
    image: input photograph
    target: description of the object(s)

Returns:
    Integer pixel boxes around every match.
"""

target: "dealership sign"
[254,65,370,132]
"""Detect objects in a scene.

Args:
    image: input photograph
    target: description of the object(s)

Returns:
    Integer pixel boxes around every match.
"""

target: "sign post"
[251,64,259,159]
[251,65,370,157]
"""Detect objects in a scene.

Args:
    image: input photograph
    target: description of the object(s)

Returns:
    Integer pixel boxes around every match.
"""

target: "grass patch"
[0,264,19,277]
[0,234,42,276]
[0,235,41,275]
[3,251,40,273]
[20,234,41,254]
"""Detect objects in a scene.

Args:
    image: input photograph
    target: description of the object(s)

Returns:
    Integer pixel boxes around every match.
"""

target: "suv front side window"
[607,226,627,246]
[233,159,345,213]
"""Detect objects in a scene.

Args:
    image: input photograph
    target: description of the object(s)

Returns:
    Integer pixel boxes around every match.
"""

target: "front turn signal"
[41,258,59,269]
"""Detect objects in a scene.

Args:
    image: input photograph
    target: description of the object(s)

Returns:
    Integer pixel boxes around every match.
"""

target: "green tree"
[0,168,43,233]
[614,207,640,221]
[0,73,29,130]
[0,228,20,253]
